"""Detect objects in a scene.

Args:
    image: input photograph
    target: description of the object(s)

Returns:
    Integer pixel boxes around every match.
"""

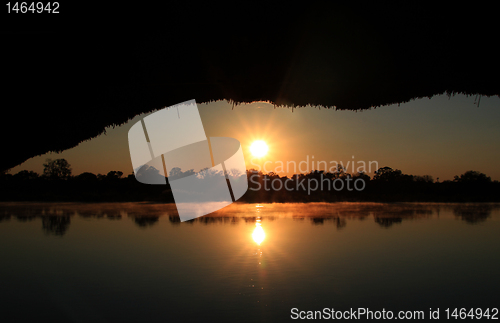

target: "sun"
[250,140,268,158]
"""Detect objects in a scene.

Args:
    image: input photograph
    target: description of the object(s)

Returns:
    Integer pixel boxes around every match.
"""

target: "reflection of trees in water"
[372,207,433,228]
[167,215,277,226]
[287,205,434,229]
[77,208,123,219]
[132,216,159,228]
[168,215,181,225]
[0,203,497,233]
[310,216,346,229]
[453,205,492,224]
[42,216,71,236]
[170,215,275,225]
[78,210,104,219]
[338,210,370,220]
[416,209,433,215]
[0,214,11,222]
[197,216,239,225]
[102,210,123,220]
[0,207,71,234]
[311,218,324,225]
[374,216,402,228]
[15,215,37,222]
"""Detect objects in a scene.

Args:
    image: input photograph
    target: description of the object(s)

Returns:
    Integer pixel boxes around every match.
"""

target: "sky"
[9,93,500,181]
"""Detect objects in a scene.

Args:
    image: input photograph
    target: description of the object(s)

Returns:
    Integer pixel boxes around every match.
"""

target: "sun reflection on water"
[252,205,265,245]
[252,221,265,245]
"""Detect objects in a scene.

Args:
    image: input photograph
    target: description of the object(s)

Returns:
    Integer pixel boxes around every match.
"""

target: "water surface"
[0,202,499,322]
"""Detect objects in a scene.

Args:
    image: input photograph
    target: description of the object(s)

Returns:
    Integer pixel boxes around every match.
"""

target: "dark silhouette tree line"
[1,159,499,202]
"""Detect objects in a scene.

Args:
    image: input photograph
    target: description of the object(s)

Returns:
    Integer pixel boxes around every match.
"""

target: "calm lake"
[0,202,499,322]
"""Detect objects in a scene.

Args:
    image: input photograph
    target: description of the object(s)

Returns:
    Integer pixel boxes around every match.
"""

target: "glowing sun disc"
[250,140,268,158]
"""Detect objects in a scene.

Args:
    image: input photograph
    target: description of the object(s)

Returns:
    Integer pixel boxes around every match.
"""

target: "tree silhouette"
[1,157,499,202]
[76,172,98,181]
[413,175,434,183]
[168,167,195,180]
[353,171,371,182]
[373,166,413,182]
[43,159,72,180]
[106,171,123,180]
[453,170,492,183]
[13,170,39,180]
[373,167,399,181]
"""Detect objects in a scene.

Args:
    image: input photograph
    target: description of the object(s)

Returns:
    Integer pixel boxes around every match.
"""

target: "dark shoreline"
[2,169,499,203]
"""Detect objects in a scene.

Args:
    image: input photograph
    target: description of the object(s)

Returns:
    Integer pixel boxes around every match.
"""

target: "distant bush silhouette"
[453,170,491,183]
[0,162,499,202]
